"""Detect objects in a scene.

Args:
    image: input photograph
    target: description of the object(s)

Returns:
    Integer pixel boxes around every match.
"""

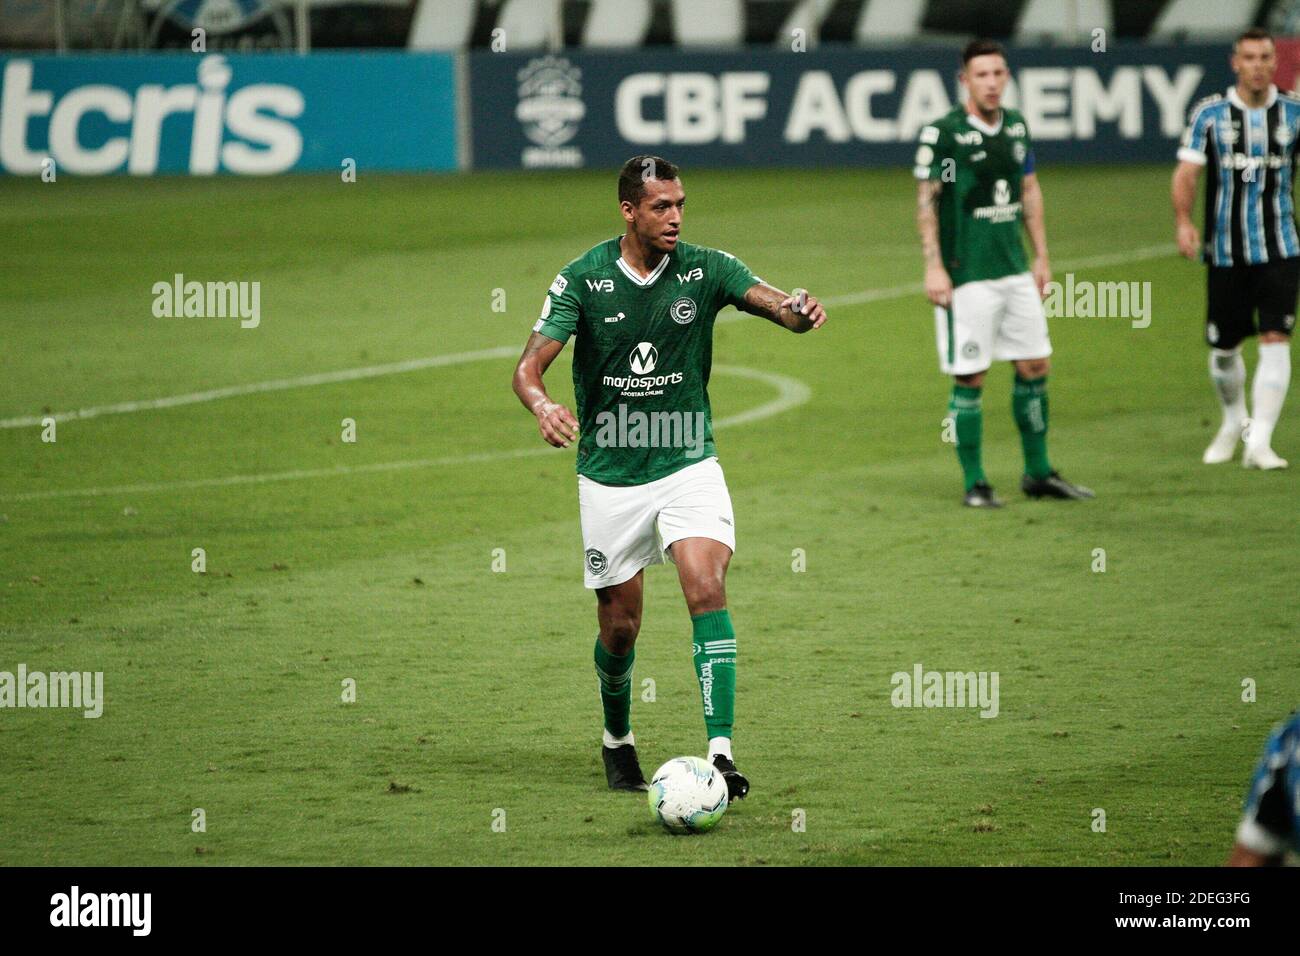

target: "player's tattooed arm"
[1021,172,1051,297]
[740,282,826,333]
[512,331,580,448]
[917,180,952,307]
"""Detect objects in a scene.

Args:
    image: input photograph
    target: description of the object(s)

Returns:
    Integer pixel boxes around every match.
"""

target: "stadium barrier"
[8,40,1297,176]
[468,43,1239,170]
[0,51,459,175]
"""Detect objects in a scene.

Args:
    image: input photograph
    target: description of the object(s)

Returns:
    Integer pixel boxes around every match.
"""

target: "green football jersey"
[914,107,1034,287]
[533,237,760,486]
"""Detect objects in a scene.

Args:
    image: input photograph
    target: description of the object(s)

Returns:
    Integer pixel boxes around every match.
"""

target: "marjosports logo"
[670,297,697,325]
[629,341,658,374]
[585,548,608,576]
[602,340,683,393]
[517,55,584,169]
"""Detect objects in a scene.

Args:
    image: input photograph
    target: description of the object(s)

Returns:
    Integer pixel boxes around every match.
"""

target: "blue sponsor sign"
[469,44,1235,170]
[0,52,458,175]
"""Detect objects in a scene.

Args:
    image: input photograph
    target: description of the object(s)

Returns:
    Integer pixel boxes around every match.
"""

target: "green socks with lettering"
[691,610,736,742]
[594,640,634,739]
[1012,375,1052,479]
[949,383,986,491]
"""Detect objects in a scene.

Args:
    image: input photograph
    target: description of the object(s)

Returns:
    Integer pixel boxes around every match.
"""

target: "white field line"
[0,365,810,502]
[0,244,1175,433]
[0,345,521,430]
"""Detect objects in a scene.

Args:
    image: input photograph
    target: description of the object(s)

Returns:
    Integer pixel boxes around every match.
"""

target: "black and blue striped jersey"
[1178,85,1300,267]
[1235,712,1300,859]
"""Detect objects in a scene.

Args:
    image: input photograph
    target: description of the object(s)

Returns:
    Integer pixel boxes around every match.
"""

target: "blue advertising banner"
[468,44,1236,170]
[0,52,459,175]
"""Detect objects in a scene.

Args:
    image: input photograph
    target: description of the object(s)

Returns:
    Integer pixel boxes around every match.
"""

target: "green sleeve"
[532,269,581,343]
[713,249,761,310]
[913,122,951,182]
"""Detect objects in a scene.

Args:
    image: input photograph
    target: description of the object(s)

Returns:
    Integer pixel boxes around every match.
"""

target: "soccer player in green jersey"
[511,155,826,798]
[915,40,1093,507]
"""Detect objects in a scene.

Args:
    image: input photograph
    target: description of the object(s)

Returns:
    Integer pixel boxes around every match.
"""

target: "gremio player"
[1173,28,1296,470]
[512,156,826,798]
[915,40,1093,507]
[1228,710,1300,865]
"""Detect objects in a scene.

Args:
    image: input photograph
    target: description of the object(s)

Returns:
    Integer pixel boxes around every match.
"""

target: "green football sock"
[1012,375,1052,479]
[594,639,634,738]
[691,610,736,741]
[949,383,986,491]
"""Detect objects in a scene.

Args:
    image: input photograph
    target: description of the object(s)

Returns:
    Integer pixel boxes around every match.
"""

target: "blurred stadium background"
[2,1,1300,175]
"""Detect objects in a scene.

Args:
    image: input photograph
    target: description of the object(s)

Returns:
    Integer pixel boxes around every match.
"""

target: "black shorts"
[1206,258,1299,349]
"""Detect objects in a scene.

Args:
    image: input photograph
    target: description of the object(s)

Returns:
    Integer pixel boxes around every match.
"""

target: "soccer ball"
[648,756,729,833]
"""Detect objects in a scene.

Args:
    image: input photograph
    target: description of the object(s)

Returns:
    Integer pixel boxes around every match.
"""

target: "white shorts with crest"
[577,457,735,589]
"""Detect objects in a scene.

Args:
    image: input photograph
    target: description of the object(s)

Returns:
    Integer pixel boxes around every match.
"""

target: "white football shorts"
[934,272,1052,376]
[577,456,735,589]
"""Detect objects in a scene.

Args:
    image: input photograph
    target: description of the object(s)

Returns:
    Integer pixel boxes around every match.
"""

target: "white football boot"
[1202,420,1243,464]
[1243,445,1289,470]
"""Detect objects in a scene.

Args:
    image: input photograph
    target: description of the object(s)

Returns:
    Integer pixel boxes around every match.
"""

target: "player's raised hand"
[534,400,579,448]
[780,288,826,330]
[925,263,953,308]
[1176,221,1201,260]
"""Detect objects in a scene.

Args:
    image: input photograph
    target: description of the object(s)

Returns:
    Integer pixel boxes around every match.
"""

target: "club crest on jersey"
[1013,141,1026,163]
[993,179,1011,206]
[629,341,658,374]
[585,548,608,576]
[1276,122,1294,146]
[670,297,697,325]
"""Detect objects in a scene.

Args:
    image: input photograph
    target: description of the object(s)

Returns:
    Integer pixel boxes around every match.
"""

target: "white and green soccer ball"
[648,756,729,833]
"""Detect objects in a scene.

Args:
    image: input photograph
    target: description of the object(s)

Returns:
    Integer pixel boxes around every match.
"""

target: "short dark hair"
[962,39,1006,67]
[1235,27,1274,48]
[618,155,680,207]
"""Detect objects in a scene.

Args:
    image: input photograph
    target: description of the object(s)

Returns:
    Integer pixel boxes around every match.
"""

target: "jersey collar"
[615,242,672,287]
[1228,84,1278,110]
[965,109,1003,136]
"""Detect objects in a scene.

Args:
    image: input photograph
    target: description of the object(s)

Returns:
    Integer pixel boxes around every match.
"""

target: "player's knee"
[683,579,726,616]
[1017,358,1050,379]
[955,372,984,389]
[1259,331,1291,344]
[601,614,640,653]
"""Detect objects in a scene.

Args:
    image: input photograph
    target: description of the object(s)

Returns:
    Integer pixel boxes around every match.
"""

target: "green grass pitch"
[1,165,1296,866]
